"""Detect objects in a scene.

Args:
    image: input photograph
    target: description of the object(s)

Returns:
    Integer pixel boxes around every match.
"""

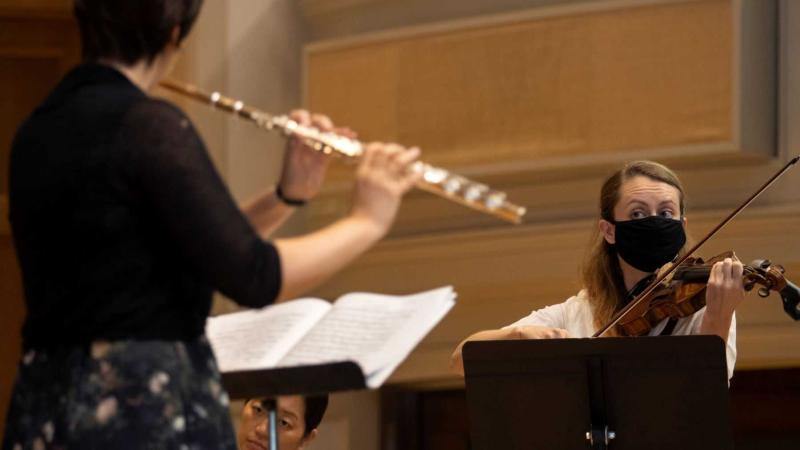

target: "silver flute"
[160,79,526,224]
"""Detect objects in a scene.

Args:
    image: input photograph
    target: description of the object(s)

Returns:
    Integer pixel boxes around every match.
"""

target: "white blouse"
[504,290,737,380]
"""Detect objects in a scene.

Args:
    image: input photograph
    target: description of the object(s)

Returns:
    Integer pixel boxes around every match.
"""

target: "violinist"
[450,161,742,379]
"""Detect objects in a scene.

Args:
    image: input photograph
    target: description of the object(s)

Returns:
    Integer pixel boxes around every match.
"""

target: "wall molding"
[305,0,707,52]
[302,0,782,237]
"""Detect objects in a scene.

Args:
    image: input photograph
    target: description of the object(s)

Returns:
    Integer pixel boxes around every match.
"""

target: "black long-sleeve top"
[9,64,282,349]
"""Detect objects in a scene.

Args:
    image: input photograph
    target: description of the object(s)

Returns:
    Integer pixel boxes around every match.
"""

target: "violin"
[614,251,800,336]
[594,156,800,338]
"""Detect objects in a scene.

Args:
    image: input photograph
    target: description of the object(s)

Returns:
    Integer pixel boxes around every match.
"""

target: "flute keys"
[485,191,507,209]
[423,167,448,184]
[444,177,464,194]
[464,184,488,202]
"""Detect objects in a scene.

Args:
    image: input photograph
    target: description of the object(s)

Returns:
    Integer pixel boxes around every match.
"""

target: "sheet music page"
[364,295,455,388]
[206,298,331,372]
[276,286,456,380]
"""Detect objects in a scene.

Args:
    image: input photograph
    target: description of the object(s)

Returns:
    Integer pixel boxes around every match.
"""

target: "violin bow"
[593,155,800,338]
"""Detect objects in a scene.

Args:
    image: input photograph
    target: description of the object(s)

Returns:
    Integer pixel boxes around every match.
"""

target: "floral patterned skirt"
[2,337,236,450]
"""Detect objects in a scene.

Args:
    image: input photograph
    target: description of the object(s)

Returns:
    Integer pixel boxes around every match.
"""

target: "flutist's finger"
[366,142,392,170]
[396,147,422,192]
[335,127,357,139]
[351,143,414,236]
[288,109,311,126]
[310,113,334,132]
[393,146,420,171]
[384,143,408,177]
[280,109,331,200]
[358,142,379,176]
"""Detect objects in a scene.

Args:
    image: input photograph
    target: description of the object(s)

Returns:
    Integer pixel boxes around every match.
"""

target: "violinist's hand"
[701,257,744,341]
[349,142,421,237]
[278,110,357,201]
[450,325,571,376]
[510,326,571,340]
[706,257,745,315]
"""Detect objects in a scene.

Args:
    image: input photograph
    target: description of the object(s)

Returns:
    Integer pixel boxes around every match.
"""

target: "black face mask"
[612,216,686,273]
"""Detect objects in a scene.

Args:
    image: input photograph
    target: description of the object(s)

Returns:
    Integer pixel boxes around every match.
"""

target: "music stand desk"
[463,336,733,450]
[222,361,366,450]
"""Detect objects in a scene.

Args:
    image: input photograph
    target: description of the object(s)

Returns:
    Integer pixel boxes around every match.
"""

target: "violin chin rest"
[780,280,800,320]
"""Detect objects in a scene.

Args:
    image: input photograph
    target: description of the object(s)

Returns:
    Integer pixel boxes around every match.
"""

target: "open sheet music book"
[206,286,456,388]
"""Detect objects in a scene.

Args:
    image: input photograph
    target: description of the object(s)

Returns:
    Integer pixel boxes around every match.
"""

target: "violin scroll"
[744,259,799,320]
[744,259,785,298]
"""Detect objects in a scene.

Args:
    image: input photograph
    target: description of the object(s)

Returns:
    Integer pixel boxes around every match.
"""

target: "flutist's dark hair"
[74,0,204,64]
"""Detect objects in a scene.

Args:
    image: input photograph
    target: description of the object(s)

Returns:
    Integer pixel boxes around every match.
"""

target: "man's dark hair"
[250,395,329,438]
[302,395,328,437]
[74,0,204,64]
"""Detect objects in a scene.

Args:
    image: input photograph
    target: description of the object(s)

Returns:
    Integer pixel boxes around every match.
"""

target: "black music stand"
[463,336,733,450]
[222,362,366,450]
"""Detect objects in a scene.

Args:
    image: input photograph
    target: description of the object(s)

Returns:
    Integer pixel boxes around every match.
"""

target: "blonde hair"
[581,161,688,333]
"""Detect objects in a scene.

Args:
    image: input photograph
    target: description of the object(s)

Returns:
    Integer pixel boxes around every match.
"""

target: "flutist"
[3,1,419,448]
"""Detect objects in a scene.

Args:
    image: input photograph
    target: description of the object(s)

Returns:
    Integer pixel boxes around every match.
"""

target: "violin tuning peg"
[758,287,771,298]
[760,259,772,270]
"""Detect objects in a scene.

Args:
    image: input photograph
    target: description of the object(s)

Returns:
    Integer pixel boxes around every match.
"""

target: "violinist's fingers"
[554,328,571,338]
[720,257,743,288]
[722,258,734,285]
[543,328,569,339]
[514,326,569,340]
[708,261,721,286]
[731,260,744,290]
[731,259,744,285]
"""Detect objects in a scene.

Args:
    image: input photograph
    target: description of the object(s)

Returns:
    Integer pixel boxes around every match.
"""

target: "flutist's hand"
[273,142,420,302]
[350,142,421,236]
[278,110,356,202]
